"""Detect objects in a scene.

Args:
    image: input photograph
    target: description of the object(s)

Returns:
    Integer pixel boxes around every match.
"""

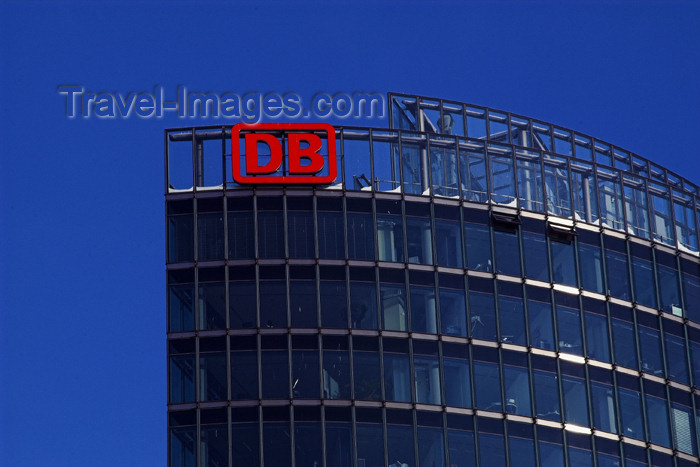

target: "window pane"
[353,350,381,401]
[320,280,347,328]
[590,381,617,433]
[664,333,689,385]
[230,280,256,329]
[523,232,549,282]
[198,282,226,330]
[503,365,531,416]
[261,350,288,399]
[528,299,555,351]
[658,264,681,315]
[563,375,589,426]
[198,212,224,260]
[292,350,319,399]
[232,422,259,467]
[228,211,254,258]
[639,326,664,376]
[443,357,471,408]
[493,228,520,276]
[356,423,383,467]
[418,426,445,467]
[410,285,437,334]
[612,318,637,370]
[509,435,536,467]
[200,424,227,467]
[169,215,194,262]
[377,213,404,262]
[557,303,583,356]
[499,295,526,346]
[317,211,344,259]
[646,393,671,447]
[440,286,467,337]
[551,238,576,286]
[170,427,196,467]
[447,429,476,467]
[287,211,314,258]
[435,219,463,268]
[478,431,506,467]
[469,291,496,341]
[632,256,657,309]
[231,351,257,399]
[534,370,560,421]
[387,424,415,467]
[263,422,291,467]
[671,403,697,455]
[579,242,604,294]
[414,355,441,405]
[257,211,284,258]
[606,249,630,301]
[406,216,433,265]
[259,280,286,328]
[584,311,610,362]
[326,422,353,467]
[169,355,195,403]
[294,422,322,467]
[618,387,644,440]
[350,281,377,329]
[169,285,194,332]
[381,283,407,331]
[473,361,501,410]
[290,280,317,328]
[464,223,491,272]
[323,350,350,399]
[347,212,375,260]
[538,440,565,467]
[384,352,411,402]
[199,352,226,401]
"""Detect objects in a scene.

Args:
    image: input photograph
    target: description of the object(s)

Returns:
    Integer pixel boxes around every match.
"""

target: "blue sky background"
[1,1,699,466]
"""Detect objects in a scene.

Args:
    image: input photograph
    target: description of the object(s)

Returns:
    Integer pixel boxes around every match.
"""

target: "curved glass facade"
[166,93,700,467]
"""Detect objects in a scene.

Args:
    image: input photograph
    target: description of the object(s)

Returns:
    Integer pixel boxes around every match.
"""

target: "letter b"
[288,133,325,175]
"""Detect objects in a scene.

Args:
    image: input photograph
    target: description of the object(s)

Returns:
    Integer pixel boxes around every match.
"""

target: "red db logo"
[231,123,337,184]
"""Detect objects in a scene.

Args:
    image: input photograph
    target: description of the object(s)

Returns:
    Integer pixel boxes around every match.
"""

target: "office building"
[165,93,700,467]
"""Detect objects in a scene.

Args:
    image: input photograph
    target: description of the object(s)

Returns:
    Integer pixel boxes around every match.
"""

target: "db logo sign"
[231,123,337,184]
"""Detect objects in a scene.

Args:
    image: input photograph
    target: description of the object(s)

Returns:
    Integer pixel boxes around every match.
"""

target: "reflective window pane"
[464,222,491,271]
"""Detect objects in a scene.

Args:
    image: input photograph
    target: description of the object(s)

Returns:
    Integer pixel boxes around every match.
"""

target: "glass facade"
[166,93,700,467]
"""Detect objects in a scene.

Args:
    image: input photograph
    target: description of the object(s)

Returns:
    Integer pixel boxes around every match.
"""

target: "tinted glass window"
[464,223,491,271]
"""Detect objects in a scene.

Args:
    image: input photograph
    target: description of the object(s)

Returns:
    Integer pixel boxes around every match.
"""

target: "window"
[439,275,467,337]
[469,279,496,341]
[380,272,407,331]
[556,294,583,356]
[320,268,348,328]
[197,198,224,260]
[229,269,256,329]
[383,340,411,403]
[410,280,437,334]
[227,200,254,259]
[611,313,637,370]
[605,238,630,300]
[168,200,194,263]
[405,204,433,265]
[443,351,471,408]
[550,229,576,286]
[534,366,560,421]
[473,358,501,411]
[528,289,554,351]
[435,214,463,268]
[322,338,350,399]
[257,197,284,258]
[493,221,520,276]
[503,360,531,416]
[414,342,441,405]
[464,221,491,272]
[289,267,317,328]
[198,271,225,330]
[578,236,604,294]
[498,283,526,346]
[377,200,404,262]
[231,346,257,399]
[353,337,381,401]
[287,207,314,258]
[350,272,377,330]
[199,347,226,401]
[583,302,610,362]
[522,230,549,282]
[346,198,374,260]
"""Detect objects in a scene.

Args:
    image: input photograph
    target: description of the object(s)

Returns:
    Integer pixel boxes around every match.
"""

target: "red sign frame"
[231,122,337,184]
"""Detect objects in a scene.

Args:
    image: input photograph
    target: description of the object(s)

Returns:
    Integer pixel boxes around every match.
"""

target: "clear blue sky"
[1,1,699,466]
